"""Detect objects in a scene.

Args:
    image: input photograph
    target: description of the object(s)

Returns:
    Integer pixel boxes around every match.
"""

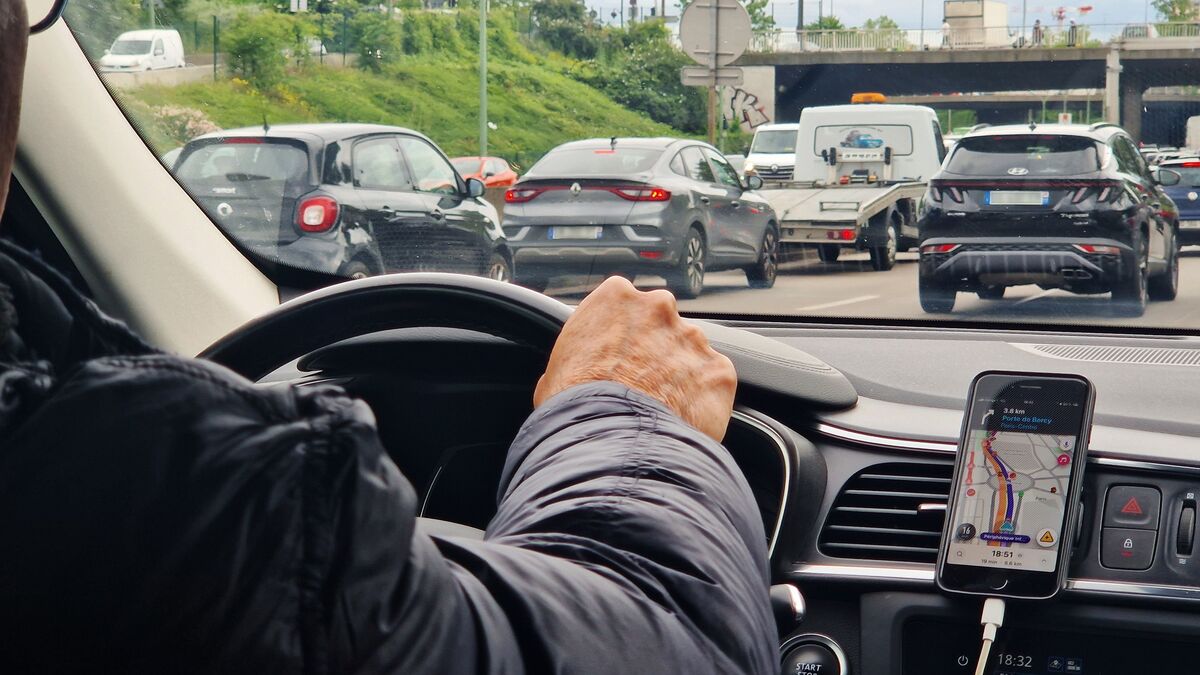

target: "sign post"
[678,0,751,145]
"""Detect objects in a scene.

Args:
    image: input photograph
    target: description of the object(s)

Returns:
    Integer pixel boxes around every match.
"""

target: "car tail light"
[921,243,960,254]
[638,250,664,259]
[1071,181,1122,204]
[1181,161,1200,168]
[611,187,671,202]
[840,229,855,240]
[297,196,338,233]
[222,137,264,144]
[1074,244,1121,255]
[505,188,543,203]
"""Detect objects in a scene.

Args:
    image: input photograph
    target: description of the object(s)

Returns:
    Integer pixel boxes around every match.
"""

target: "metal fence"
[749,22,1200,54]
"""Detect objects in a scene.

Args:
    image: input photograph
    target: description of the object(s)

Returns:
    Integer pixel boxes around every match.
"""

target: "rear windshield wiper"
[224,172,273,182]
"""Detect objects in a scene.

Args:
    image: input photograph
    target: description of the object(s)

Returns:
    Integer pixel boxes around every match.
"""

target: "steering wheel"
[200,273,573,382]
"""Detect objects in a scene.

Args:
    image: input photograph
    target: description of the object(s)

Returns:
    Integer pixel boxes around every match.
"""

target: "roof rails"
[969,123,990,132]
[1089,122,1122,132]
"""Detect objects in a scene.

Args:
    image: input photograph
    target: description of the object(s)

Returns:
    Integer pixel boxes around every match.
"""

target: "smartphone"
[936,371,1095,599]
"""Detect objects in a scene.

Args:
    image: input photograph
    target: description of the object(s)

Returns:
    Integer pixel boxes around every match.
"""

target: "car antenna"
[1028,110,1036,131]
[610,137,617,149]
[263,113,271,135]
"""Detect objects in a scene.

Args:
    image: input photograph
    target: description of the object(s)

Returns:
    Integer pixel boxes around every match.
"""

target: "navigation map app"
[948,405,1078,572]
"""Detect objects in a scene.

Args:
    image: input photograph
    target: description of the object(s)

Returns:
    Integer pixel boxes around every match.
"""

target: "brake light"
[840,229,856,240]
[839,176,851,185]
[638,250,664,259]
[1074,244,1121,255]
[297,196,338,232]
[612,187,671,202]
[921,243,960,254]
[1181,162,1200,168]
[222,137,264,144]
[505,188,543,203]
[944,186,964,203]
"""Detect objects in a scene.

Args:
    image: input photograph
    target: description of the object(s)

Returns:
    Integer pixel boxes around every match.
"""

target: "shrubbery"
[223,12,297,89]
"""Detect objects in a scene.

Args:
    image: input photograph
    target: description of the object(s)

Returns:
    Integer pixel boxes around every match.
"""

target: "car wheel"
[669,227,706,299]
[869,217,898,271]
[976,285,1006,300]
[919,274,956,313]
[338,260,373,280]
[745,226,779,289]
[1148,234,1180,301]
[485,253,512,283]
[817,244,841,263]
[1112,238,1148,317]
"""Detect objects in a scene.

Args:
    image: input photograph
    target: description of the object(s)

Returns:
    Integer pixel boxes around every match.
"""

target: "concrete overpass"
[736,44,1200,143]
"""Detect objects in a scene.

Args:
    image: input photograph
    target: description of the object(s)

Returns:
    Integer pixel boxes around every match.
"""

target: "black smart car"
[918,123,1182,317]
[174,123,511,281]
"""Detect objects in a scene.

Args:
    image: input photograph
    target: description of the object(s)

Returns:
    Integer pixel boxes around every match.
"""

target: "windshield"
[946,136,1102,176]
[110,39,151,55]
[750,130,796,155]
[62,1,1199,331]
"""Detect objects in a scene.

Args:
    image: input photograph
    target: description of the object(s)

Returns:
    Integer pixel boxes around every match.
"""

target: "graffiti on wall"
[728,87,771,129]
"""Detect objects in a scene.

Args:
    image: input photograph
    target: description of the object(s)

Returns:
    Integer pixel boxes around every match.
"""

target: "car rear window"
[528,147,662,176]
[176,140,311,184]
[946,135,1101,176]
[750,130,796,155]
[1161,163,1200,186]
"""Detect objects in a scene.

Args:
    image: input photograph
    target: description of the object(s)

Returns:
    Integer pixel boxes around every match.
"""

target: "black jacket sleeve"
[0,353,774,674]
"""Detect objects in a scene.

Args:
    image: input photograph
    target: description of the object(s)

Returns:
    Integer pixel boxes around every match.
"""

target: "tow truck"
[754,97,947,270]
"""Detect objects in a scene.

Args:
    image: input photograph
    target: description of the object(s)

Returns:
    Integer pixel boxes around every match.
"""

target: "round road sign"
[678,0,752,68]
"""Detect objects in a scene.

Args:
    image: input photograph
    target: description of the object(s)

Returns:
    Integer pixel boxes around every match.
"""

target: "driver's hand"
[534,277,737,441]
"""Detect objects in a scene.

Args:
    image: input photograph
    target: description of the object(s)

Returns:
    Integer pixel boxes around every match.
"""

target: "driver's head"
[0,0,29,220]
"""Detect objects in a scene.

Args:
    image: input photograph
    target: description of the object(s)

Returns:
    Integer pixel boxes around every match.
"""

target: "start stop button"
[780,634,849,675]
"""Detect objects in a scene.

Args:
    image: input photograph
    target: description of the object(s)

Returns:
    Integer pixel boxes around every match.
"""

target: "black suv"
[917,123,1182,317]
[175,123,511,281]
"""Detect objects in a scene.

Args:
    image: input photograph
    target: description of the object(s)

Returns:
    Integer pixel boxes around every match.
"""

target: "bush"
[532,0,599,58]
[224,12,295,89]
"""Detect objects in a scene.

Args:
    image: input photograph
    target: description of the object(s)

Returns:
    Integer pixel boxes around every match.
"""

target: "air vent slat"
[820,461,953,564]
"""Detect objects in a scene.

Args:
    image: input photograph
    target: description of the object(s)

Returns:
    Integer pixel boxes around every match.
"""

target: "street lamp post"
[479,0,488,157]
[920,0,925,50]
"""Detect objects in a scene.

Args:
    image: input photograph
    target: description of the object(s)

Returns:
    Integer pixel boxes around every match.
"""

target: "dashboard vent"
[819,462,952,564]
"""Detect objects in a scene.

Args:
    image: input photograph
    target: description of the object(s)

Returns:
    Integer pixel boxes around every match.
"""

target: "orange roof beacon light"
[850,92,888,104]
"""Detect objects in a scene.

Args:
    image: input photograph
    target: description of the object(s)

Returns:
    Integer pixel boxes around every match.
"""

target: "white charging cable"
[974,597,1007,675]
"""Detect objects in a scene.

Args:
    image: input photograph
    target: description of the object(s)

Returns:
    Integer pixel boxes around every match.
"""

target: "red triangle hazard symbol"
[1120,497,1143,515]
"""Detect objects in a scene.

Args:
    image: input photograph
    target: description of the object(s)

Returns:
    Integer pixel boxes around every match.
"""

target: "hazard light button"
[1103,486,1161,529]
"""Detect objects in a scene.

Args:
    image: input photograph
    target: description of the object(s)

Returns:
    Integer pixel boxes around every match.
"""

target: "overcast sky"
[596,0,1159,31]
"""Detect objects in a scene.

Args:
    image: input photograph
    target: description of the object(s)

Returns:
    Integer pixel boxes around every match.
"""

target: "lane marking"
[795,294,879,312]
[1014,289,1056,305]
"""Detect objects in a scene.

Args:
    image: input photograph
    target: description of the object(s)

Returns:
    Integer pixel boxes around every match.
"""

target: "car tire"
[869,216,898,272]
[977,285,1006,300]
[669,227,706,299]
[919,274,956,313]
[1148,234,1180,301]
[1112,238,1148,317]
[817,244,841,263]
[484,253,512,283]
[745,226,779,289]
[338,260,373,280]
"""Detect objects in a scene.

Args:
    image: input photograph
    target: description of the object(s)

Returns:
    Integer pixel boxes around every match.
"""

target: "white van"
[745,123,800,181]
[98,30,186,72]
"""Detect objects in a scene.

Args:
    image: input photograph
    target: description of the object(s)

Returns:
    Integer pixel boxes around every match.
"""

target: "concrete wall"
[720,66,776,132]
[102,65,219,90]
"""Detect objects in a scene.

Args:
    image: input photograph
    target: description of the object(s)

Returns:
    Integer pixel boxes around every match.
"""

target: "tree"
[804,16,844,31]
[1152,0,1200,21]
[351,12,404,71]
[532,0,599,58]
[224,12,295,89]
[862,15,899,31]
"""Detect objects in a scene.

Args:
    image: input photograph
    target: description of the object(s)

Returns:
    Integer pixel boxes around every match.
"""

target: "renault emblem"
[1007,167,1029,176]
[570,182,582,196]
[216,202,234,217]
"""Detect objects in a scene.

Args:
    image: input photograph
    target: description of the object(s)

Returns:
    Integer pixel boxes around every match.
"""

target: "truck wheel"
[1112,238,1148,317]
[869,218,898,271]
[745,226,779,289]
[1148,234,1179,301]
[669,227,706,299]
[817,244,841,263]
[919,274,956,313]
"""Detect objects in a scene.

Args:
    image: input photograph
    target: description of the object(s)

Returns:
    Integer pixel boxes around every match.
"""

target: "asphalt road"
[549,248,1200,329]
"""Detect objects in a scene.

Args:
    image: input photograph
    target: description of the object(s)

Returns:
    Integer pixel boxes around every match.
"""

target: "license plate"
[549,226,602,240]
[1181,220,1200,229]
[988,191,1049,206]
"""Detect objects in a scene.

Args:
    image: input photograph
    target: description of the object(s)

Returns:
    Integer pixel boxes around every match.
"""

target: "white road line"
[1014,289,1056,306]
[795,294,880,312]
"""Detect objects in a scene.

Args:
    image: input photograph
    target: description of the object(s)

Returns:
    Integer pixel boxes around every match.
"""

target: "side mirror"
[745,175,764,190]
[1156,168,1183,187]
[465,177,486,198]
[484,171,496,178]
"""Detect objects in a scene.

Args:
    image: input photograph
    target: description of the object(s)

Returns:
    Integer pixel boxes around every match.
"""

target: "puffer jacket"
[0,240,776,674]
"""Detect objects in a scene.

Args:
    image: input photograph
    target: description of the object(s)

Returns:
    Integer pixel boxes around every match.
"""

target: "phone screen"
[945,375,1089,575]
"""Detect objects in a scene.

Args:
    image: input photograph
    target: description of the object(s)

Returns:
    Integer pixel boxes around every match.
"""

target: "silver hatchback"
[502,138,779,298]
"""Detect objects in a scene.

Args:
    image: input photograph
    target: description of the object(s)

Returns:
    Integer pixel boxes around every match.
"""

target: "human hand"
[533,277,737,441]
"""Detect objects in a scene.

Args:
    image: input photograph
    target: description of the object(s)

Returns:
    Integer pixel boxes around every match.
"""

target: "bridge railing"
[749,22,1200,54]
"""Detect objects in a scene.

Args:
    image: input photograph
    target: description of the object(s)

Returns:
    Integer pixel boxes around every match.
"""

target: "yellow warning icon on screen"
[1037,529,1056,547]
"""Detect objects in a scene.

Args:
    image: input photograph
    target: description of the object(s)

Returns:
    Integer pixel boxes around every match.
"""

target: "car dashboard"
[274,321,1200,675]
